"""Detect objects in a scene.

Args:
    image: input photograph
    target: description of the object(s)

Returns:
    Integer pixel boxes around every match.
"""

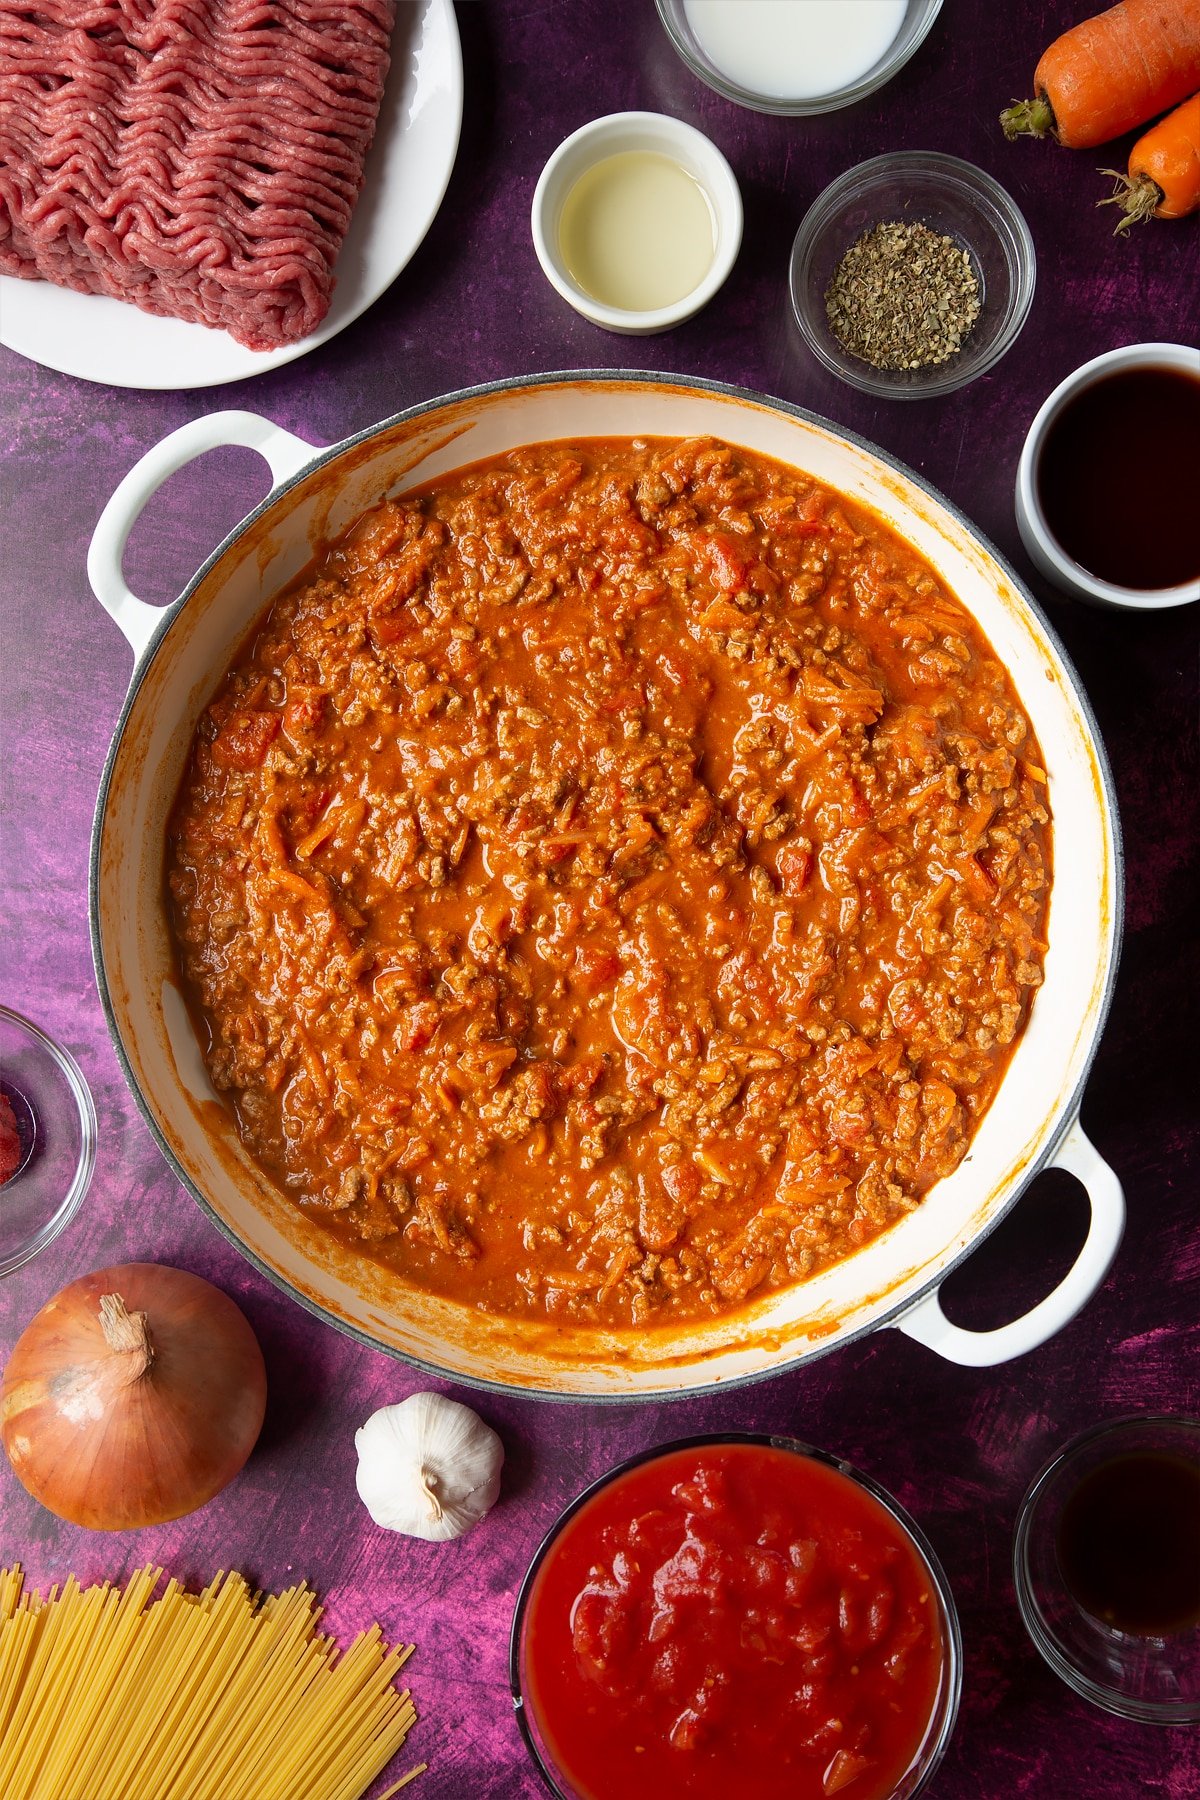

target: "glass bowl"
[0,1005,96,1275]
[1014,1415,1200,1723]
[790,151,1036,400]
[511,1432,962,1800]
[654,0,943,117]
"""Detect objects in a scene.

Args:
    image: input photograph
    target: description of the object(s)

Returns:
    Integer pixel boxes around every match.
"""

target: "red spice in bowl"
[0,1092,22,1184]
[512,1435,960,1800]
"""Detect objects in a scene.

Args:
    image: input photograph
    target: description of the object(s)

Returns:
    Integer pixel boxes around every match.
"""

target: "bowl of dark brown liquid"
[1016,343,1200,609]
[1014,1416,1200,1721]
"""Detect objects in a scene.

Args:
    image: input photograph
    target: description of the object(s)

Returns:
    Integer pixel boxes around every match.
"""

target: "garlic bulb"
[354,1392,503,1542]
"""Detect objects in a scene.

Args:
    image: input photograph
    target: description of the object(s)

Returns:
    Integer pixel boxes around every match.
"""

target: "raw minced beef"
[0,0,395,348]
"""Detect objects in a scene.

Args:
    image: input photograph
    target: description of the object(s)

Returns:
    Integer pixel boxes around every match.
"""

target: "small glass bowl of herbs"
[790,151,1036,399]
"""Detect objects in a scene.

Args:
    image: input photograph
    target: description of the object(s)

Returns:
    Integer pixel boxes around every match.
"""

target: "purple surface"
[1,1,1198,1794]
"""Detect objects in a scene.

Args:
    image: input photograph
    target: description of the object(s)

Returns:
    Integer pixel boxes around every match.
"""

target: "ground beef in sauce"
[167,437,1050,1326]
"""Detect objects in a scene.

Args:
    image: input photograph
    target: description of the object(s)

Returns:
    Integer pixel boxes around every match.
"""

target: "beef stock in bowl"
[88,377,1124,1398]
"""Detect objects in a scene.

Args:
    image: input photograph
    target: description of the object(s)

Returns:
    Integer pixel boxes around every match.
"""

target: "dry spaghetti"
[0,1565,424,1800]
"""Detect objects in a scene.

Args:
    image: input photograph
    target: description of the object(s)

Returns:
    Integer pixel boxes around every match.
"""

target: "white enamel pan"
[88,373,1125,1398]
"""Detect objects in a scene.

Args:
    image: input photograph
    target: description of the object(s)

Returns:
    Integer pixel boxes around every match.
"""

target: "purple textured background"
[1,2,1198,1794]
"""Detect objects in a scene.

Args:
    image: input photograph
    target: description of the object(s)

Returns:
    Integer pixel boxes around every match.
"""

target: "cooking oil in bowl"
[558,151,717,312]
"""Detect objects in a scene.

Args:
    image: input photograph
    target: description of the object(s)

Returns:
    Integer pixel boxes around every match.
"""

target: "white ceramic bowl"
[87,375,1124,1399]
[1016,343,1200,610]
[530,112,742,334]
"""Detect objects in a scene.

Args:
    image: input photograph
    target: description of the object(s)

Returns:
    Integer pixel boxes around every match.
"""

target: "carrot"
[1002,0,1200,146]
[1099,91,1200,226]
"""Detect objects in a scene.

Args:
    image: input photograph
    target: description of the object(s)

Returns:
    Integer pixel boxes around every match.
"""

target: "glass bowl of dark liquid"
[0,1005,96,1276]
[1014,1416,1200,1722]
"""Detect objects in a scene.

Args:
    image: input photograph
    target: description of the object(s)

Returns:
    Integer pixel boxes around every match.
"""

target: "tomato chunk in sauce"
[519,1442,949,1800]
[167,436,1050,1326]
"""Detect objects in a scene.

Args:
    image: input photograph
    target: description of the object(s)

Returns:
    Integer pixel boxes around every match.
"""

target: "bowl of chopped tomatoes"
[512,1433,961,1799]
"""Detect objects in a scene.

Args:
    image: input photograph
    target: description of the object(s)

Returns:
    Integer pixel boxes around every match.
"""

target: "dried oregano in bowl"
[824,220,982,371]
[788,152,1036,399]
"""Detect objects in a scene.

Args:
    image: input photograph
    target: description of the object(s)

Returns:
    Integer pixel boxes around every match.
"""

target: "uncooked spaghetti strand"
[0,1575,90,1796]
[85,1575,260,1800]
[376,1768,428,1800]
[131,1576,270,1800]
[206,1587,339,1798]
[13,1582,105,1800]
[0,1603,45,1749]
[135,1576,264,1798]
[280,1652,405,1795]
[87,1581,208,1800]
[28,1580,127,1799]
[289,1641,418,1800]
[0,1565,25,1623]
[0,1566,422,1800]
[66,1571,187,1800]
[326,1709,422,1800]
[128,1577,253,1782]
[32,1568,162,1800]
[165,1581,331,1800]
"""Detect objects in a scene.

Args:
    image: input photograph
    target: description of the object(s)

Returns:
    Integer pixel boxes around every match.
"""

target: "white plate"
[0,0,463,390]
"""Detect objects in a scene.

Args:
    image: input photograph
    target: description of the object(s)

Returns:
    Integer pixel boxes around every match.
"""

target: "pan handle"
[87,410,318,661]
[892,1119,1124,1367]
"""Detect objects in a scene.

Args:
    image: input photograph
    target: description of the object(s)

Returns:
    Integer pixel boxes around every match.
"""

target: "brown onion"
[0,1262,267,1530]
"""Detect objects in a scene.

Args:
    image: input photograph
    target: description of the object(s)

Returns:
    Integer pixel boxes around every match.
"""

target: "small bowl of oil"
[531,111,742,334]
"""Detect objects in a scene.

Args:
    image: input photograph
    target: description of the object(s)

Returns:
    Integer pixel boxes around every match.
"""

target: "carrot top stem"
[1000,94,1057,140]
[1098,168,1166,232]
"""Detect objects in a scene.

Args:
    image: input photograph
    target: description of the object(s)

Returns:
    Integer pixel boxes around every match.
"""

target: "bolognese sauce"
[167,437,1049,1325]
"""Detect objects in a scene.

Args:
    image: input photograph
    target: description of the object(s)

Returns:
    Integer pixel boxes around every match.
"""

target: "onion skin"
[0,1263,267,1531]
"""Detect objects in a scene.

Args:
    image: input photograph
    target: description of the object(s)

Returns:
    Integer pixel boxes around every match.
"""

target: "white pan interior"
[94,377,1118,1395]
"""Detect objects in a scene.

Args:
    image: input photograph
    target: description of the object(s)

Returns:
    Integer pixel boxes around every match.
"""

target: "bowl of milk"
[655,0,942,115]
